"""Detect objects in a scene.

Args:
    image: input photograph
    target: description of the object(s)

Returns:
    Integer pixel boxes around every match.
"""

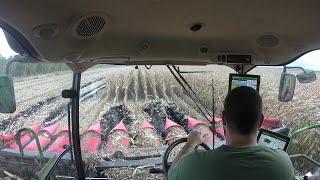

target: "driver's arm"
[170,131,204,169]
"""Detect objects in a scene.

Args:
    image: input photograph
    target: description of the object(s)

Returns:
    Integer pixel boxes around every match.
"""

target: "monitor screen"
[229,74,260,92]
[257,129,290,151]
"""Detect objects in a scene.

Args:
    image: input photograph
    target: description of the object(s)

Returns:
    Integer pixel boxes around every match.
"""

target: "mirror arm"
[285,66,307,73]
[5,60,14,76]
[5,55,40,76]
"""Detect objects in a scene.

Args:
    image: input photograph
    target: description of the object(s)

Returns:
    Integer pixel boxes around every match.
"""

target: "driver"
[168,86,294,180]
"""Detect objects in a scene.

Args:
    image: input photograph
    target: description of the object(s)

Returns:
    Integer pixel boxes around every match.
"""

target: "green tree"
[0,56,69,77]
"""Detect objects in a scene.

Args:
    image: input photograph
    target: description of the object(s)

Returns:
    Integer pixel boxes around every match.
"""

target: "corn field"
[97,65,319,174]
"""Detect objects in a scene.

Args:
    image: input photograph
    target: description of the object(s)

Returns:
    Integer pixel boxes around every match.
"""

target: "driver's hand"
[187,131,205,148]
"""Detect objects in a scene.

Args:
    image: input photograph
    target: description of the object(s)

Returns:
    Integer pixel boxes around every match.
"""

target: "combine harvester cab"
[1,1,320,179]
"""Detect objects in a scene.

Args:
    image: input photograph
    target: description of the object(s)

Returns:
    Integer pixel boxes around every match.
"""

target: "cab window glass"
[78,65,235,178]
[252,51,320,174]
[0,28,73,178]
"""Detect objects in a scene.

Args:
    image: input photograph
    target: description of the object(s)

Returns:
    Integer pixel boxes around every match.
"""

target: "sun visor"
[3,30,25,55]
[0,18,43,60]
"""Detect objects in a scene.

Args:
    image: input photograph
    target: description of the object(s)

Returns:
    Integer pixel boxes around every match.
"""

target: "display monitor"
[229,74,260,92]
[257,129,291,151]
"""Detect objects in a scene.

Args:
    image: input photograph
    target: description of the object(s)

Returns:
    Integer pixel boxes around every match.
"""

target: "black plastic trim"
[71,73,85,179]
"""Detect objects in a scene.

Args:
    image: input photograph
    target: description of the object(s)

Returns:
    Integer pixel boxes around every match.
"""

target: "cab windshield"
[0,28,319,179]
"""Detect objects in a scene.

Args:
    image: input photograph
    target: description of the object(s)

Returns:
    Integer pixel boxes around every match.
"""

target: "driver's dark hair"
[223,86,262,135]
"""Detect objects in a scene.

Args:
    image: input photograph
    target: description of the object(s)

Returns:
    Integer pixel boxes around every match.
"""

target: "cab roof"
[0,0,320,71]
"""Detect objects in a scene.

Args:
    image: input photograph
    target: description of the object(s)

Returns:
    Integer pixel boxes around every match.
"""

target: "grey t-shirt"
[169,145,294,180]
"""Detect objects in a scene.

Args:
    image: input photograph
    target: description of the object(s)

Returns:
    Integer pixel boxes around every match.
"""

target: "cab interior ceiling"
[1,0,320,72]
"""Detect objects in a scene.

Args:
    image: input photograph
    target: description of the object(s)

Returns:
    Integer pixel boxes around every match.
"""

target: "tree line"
[0,55,69,77]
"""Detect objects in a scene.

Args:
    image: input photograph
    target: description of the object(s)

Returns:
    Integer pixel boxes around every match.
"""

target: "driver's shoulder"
[175,150,213,174]
[184,149,216,162]
[255,146,292,161]
[175,150,221,177]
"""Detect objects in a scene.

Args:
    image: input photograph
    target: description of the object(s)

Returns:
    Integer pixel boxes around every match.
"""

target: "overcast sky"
[0,29,16,58]
[0,29,320,71]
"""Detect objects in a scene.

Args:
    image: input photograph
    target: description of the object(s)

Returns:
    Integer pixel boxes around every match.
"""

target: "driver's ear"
[258,114,264,128]
[222,111,227,126]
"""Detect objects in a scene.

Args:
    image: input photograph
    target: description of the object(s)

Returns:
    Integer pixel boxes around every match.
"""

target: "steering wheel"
[162,138,211,175]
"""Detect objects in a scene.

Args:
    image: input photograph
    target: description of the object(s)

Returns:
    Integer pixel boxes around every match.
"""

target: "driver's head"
[222,86,263,135]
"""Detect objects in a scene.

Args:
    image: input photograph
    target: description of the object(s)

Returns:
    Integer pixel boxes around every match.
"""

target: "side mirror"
[0,76,16,113]
[296,71,317,83]
[278,74,296,102]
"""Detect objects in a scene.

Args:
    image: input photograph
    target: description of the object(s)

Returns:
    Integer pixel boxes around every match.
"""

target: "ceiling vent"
[72,13,109,39]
